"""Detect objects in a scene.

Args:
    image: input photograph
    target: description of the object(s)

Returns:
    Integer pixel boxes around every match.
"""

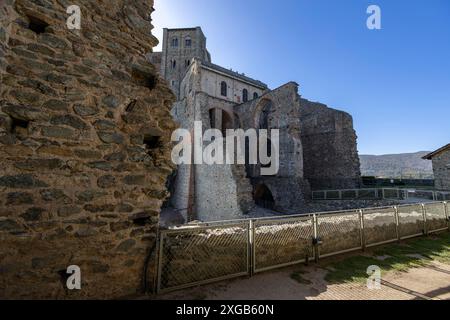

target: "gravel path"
[156,260,450,300]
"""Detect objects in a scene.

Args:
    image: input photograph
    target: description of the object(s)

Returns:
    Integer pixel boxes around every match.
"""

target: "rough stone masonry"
[0,0,176,298]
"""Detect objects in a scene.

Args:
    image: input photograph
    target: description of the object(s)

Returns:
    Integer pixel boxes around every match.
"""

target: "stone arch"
[253,98,273,129]
[208,107,239,135]
[253,183,275,210]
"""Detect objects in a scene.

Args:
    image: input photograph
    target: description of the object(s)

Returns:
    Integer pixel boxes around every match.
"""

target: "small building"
[423,144,450,190]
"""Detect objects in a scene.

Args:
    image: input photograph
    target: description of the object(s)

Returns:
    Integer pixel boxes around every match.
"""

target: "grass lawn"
[321,231,450,284]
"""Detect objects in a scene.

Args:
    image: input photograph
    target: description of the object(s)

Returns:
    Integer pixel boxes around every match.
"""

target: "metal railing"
[312,188,450,201]
[156,201,449,294]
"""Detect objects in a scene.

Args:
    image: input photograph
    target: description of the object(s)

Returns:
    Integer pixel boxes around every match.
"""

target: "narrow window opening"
[209,109,216,129]
[133,216,150,226]
[11,117,30,136]
[144,135,161,150]
[27,15,49,34]
[243,89,248,102]
[220,81,227,97]
[131,68,157,90]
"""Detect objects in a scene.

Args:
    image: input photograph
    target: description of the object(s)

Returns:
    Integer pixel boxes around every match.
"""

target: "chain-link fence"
[436,191,450,201]
[424,202,448,233]
[362,207,398,247]
[311,187,450,201]
[253,216,314,273]
[156,202,449,293]
[316,211,362,257]
[312,188,385,200]
[397,204,425,239]
[157,222,250,293]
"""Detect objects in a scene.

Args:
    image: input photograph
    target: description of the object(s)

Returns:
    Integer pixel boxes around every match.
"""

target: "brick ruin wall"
[299,98,361,190]
[0,0,176,299]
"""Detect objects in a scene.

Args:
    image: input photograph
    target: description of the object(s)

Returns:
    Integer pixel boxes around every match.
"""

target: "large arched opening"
[209,108,236,135]
[253,184,275,210]
[253,98,273,129]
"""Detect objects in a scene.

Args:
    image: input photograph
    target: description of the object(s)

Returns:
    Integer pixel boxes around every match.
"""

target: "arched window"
[185,37,192,47]
[209,108,234,135]
[258,100,272,130]
[220,81,227,97]
[171,37,178,47]
[172,60,176,69]
[253,92,259,99]
[243,89,248,103]
[185,59,190,68]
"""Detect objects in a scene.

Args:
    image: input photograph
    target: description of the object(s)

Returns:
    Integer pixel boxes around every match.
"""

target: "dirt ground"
[157,259,450,300]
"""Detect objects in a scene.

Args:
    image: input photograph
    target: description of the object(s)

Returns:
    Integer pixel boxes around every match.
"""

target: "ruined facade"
[0,0,176,299]
[299,99,362,190]
[151,28,361,222]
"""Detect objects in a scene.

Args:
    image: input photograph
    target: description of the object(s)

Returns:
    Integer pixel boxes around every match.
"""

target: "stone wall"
[432,149,450,191]
[299,98,361,190]
[0,0,176,299]
[235,82,311,212]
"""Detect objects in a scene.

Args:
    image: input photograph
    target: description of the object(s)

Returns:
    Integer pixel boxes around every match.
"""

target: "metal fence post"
[421,204,428,236]
[445,202,449,231]
[248,220,254,277]
[394,206,401,242]
[156,231,165,294]
[359,209,365,251]
[313,214,320,263]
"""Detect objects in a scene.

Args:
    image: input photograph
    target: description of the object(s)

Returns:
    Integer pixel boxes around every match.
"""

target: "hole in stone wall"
[27,15,49,34]
[162,170,177,209]
[11,117,29,136]
[254,184,275,210]
[143,135,161,150]
[133,217,150,226]
[57,269,70,288]
[131,69,157,90]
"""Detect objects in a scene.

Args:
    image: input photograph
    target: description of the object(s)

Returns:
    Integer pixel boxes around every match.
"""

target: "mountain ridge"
[359,151,433,178]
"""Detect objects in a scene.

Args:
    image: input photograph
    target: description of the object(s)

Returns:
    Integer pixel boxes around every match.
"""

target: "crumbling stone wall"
[236,82,311,212]
[299,98,361,190]
[0,0,176,299]
[431,149,450,191]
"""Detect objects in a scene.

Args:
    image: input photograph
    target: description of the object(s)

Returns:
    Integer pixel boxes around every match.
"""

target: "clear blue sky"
[152,0,450,155]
